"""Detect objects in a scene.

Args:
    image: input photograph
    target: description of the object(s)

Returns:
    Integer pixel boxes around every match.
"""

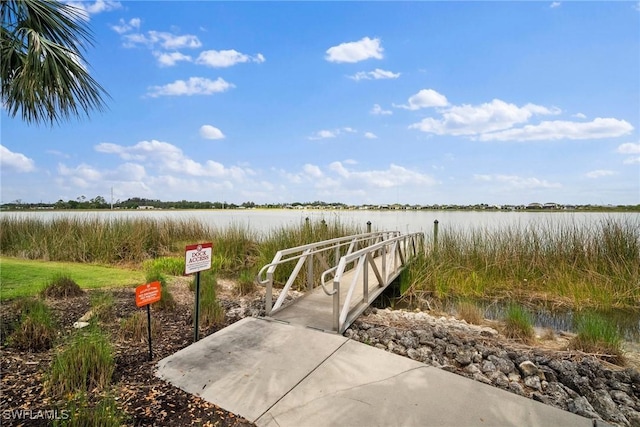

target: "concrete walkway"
[156,317,593,427]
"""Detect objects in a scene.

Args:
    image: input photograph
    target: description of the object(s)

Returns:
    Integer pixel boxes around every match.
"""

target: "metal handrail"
[331,232,425,332]
[257,231,400,315]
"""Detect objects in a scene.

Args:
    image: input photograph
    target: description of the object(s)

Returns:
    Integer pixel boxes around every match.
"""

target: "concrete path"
[156,317,593,427]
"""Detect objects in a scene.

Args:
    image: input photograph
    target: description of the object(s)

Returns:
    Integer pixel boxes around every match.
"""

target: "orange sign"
[135,281,162,307]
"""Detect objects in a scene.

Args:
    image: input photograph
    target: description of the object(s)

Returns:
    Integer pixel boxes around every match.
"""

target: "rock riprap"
[345,308,640,427]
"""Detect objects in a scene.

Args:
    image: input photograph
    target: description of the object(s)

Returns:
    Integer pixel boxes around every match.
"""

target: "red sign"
[135,281,162,307]
[185,242,213,274]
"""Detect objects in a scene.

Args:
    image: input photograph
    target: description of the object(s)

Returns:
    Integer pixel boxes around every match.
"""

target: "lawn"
[0,257,145,300]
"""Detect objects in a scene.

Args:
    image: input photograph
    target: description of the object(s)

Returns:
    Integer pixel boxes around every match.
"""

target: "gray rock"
[524,375,542,391]
[610,390,635,408]
[589,389,629,426]
[488,354,515,374]
[509,381,526,396]
[489,371,510,388]
[481,360,497,374]
[473,372,492,385]
[455,349,473,366]
[407,348,420,361]
[568,396,601,420]
[519,360,539,377]
[620,406,640,427]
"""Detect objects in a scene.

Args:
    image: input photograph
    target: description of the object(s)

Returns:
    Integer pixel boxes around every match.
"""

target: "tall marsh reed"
[402,218,640,311]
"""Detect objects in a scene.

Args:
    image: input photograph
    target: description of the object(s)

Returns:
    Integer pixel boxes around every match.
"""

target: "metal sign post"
[135,281,162,361]
[185,242,213,343]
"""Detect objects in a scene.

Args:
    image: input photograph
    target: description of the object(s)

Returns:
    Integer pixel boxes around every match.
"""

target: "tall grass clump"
[41,274,84,298]
[570,311,624,365]
[503,304,535,343]
[9,298,57,351]
[455,300,484,325]
[0,216,211,264]
[210,223,260,275]
[235,269,257,295]
[147,269,176,311]
[402,217,640,311]
[48,326,114,397]
[90,291,115,322]
[54,393,127,427]
[256,218,363,289]
[120,311,160,342]
[194,270,225,327]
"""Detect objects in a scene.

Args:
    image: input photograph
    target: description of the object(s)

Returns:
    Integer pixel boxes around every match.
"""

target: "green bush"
[120,311,160,342]
[48,326,114,397]
[90,291,115,322]
[235,269,257,295]
[142,257,185,276]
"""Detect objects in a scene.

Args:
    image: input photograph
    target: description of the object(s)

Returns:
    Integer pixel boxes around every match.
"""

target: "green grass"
[48,326,114,397]
[570,311,624,365]
[196,270,225,327]
[0,257,144,300]
[8,298,57,351]
[401,217,640,311]
[54,393,127,427]
[41,274,84,298]
[503,304,535,343]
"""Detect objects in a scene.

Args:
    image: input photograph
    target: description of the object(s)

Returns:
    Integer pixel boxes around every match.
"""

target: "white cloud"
[328,162,436,188]
[65,0,121,19]
[473,174,561,189]
[325,37,383,63]
[411,99,557,136]
[153,51,192,67]
[616,142,640,154]
[364,132,378,139]
[58,163,103,187]
[111,18,141,34]
[308,130,337,140]
[370,104,392,115]
[123,31,201,49]
[550,2,561,8]
[95,140,250,179]
[396,89,448,110]
[147,77,234,97]
[200,125,225,140]
[478,117,633,141]
[585,170,616,178]
[623,157,640,164]
[196,49,265,68]
[573,112,587,119]
[303,164,323,178]
[349,69,400,81]
[0,145,35,172]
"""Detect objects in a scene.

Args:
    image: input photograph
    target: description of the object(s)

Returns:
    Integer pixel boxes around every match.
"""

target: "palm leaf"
[1,0,108,125]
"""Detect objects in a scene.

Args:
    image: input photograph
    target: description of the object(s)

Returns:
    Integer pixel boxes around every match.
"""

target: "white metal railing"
[326,232,424,333]
[257,231,401,315]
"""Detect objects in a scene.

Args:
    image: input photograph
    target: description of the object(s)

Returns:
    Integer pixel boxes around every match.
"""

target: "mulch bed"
[0,287,255,426]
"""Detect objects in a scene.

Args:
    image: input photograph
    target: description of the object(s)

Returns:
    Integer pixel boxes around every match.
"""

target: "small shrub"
[456,301,484,325]
[503,304,535,343]
[54,393,127,427]
[9,299,57,351]
[120,311,160,342]
[48,326,114,397]
[147,269,176,311]
[570,312,624,365]
[90,291,115,322]
[196,270,225,327]
[41,274,84,298]
[235,269,257,296]
[143,257,185,276]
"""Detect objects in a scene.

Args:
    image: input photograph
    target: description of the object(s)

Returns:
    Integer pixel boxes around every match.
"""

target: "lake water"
[2,209,637,237]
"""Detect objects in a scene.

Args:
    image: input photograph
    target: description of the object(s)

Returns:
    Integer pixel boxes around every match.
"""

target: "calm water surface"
[2,209,637,236]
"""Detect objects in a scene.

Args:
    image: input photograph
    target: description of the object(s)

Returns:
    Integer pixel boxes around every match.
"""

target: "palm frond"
[1,0,108,126]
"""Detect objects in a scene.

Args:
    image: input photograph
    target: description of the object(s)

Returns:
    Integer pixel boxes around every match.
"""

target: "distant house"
[543,202,560,210]
[137,205,155,210]
[526,203,543,210]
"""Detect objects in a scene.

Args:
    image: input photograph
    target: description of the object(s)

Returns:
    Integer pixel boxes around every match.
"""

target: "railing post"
[363,254,369,303]
[433,219,439,254]
[266,271,273,315]
[333,280,340,332]
[307,253,314,292]
[366,221,371,233]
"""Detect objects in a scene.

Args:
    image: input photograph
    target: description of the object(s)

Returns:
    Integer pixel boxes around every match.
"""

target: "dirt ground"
[0,278,260,426]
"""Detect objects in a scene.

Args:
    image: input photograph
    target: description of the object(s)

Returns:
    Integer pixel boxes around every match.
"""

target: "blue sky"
[1,1,639,206]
